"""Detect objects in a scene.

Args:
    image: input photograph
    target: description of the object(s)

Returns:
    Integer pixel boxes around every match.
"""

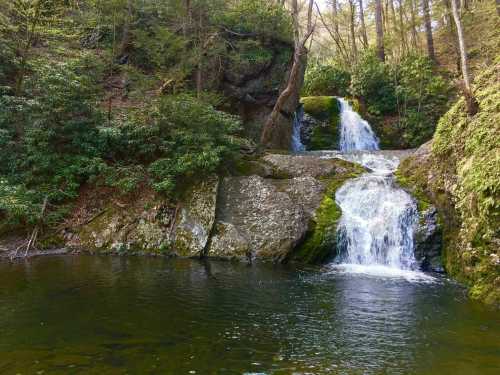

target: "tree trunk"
[260,0,314,149]
[332,0,340,37]
[409,0,419,49]
[348,0,358,59]
[375,0,385,61]
[443,0,461,72]
[422,0,436,62]
[117,0,133,59]
[358,0,369,48]
[450,0,478,115]
[397,0,407,54]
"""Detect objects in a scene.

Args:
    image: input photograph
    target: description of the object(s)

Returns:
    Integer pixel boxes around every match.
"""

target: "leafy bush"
[102,94,242,195]
[303,62,350,97]
[218,0,292,42]
[0,59,105,229]
[348,51,451,148]
[350,52,396,115]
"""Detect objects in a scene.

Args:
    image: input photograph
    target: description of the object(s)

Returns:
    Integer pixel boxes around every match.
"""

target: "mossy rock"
[300,96,341,150]
[291,168,363,264]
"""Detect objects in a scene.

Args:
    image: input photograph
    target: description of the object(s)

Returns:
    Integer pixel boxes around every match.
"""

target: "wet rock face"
[414,207,443,273]
[207,175,325,262]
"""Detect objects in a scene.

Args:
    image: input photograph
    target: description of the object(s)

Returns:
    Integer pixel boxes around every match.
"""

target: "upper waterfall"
[338,98,379,152]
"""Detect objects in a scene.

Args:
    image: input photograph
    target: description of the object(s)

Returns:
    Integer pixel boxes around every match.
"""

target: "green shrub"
[217,0,292,42]
[303,62,350,97]
[102,94,242,195]
[350,52,396,115]
[0,59,105,229]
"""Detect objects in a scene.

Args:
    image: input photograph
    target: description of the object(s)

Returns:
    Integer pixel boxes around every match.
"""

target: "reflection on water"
[0,256,499,374]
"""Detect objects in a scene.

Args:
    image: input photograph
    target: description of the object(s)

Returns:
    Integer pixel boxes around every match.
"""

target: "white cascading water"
[332,98,421,276]
[338,98,379,152]
[291,105,306,153]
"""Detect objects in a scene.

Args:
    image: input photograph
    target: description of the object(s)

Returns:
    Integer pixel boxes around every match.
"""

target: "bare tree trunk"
[422,0,436,62]
[358,0,369,48]
[409,0,419,49]
[260,0,315,149]
[316,3,350,64]
[348,0,358,60]
[443,0,461,72]
[450,0,478,115]
[332,0,340,37]
[375,0,385,61]
[397,0,408,55]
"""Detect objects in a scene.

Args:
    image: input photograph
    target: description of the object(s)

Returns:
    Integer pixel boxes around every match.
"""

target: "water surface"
[0,256,499,374]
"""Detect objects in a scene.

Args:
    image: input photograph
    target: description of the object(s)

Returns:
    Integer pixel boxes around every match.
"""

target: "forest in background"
[0,0,498,253]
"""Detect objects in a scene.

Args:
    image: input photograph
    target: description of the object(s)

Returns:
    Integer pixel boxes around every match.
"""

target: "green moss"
[395,165,432,213]
[292,167,363,264]
[397,59,500,305]
[301,96,341,150]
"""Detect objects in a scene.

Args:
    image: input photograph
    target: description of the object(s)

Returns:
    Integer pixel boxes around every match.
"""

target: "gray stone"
[262,153,353,178]
[206,175,325,262]
[414,206,443,272]
[173,176,219,257]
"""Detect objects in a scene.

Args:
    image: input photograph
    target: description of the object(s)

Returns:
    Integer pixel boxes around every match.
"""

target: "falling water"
[332,99,420,273]
[338,98,379,152]
[291,105,305,153]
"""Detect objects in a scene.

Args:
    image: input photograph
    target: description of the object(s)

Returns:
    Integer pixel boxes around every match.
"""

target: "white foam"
[328,264,436,283]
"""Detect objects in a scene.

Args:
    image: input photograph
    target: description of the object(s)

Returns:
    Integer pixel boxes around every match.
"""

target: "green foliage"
[132,26,188,72]
[303,62,350,97]
[0,58,105,229]
[349,51,451,148]
[102,94,242,195]
[350,52,396,115]
[218,0,292,42]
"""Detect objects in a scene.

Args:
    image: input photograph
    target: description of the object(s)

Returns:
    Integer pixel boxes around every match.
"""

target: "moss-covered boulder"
[300,96,341,150]
[396,59,500,305]
[395,144,444,272]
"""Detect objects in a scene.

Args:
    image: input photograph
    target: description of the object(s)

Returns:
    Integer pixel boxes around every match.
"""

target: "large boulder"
[207,175,325,262]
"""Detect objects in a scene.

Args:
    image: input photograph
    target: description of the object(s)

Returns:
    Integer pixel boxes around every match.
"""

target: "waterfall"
[291,105,305,153]
[338,98,379,152]
[335,157,419,270]
[333,99,420,272]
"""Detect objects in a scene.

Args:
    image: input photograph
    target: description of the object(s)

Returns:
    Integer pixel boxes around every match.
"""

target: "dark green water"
[0,256,499,375]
